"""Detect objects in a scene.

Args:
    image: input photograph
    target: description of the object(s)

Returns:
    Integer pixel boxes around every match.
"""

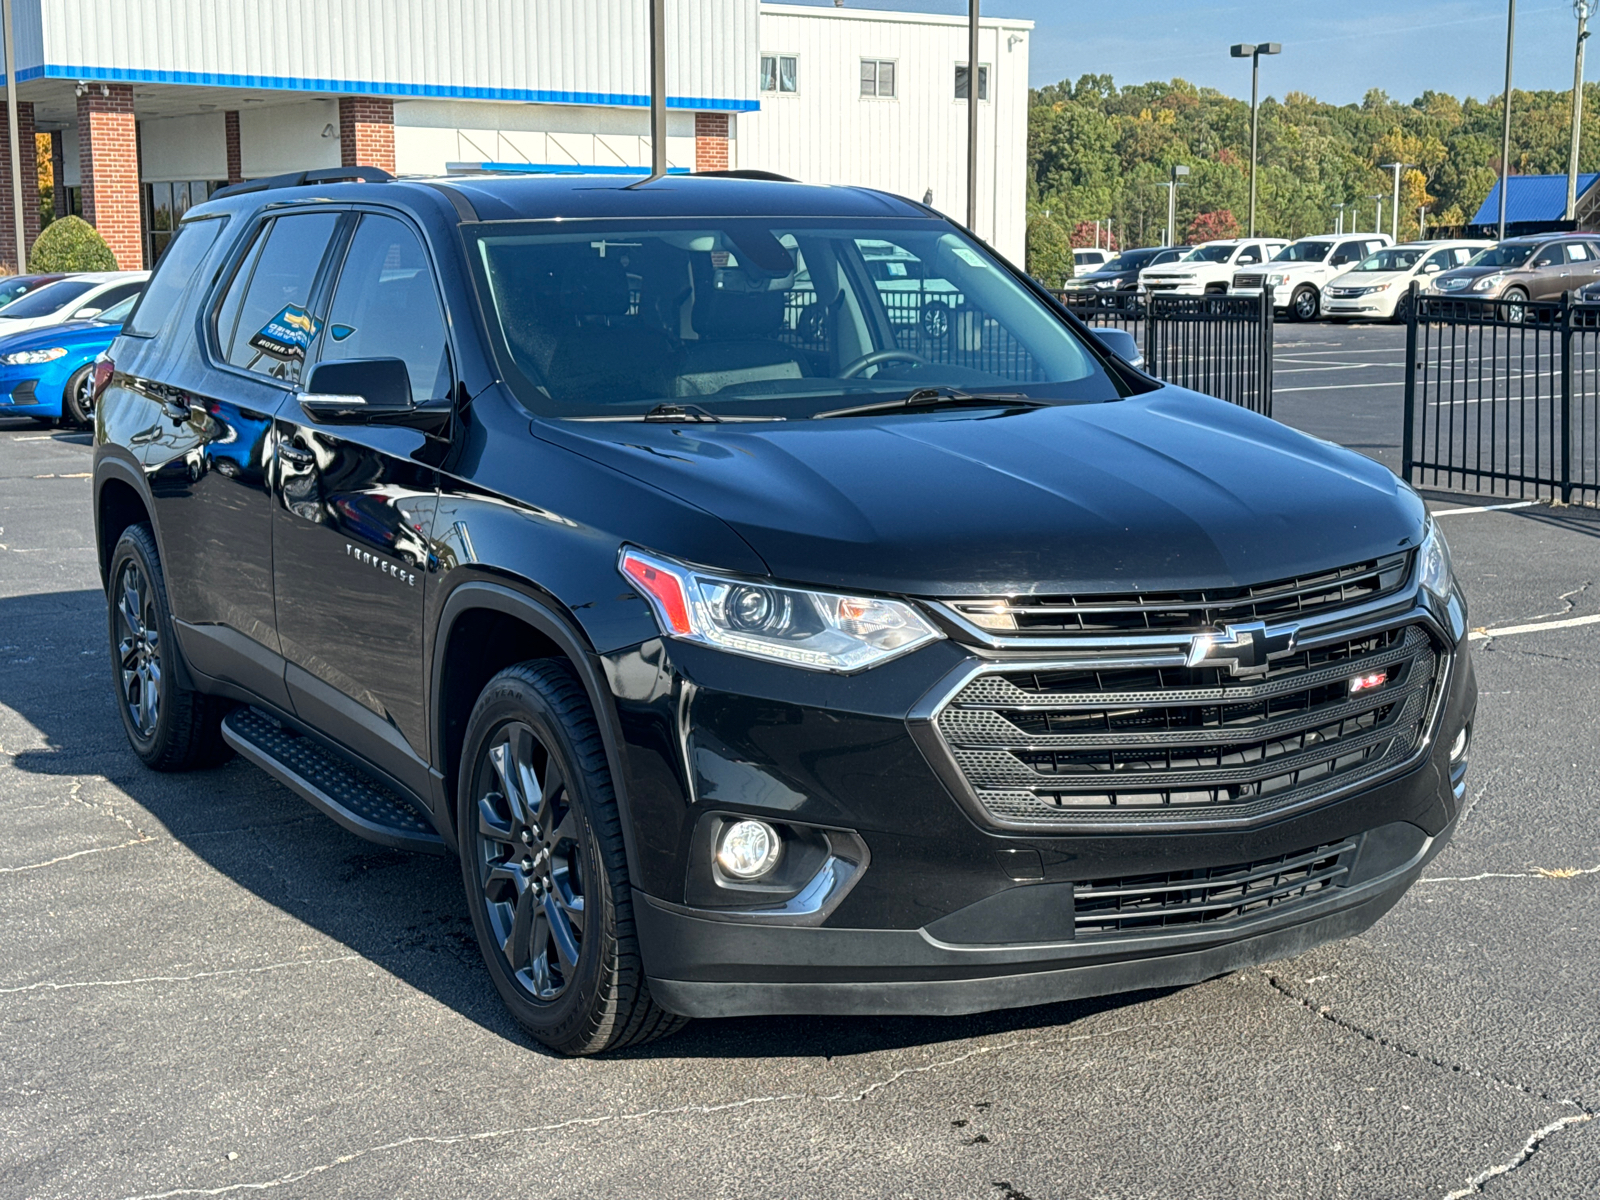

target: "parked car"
[0,291,140,427]
[1073,247,1111,272]
[1060,245,1192,308]
[1426,233,1600,316]
[1324,242,1492,322]
[0,272,69,309]
[0,271,148,334]
[94,170,1475,1055]
[1228,234,1391,321]
[1138,238,1290,296]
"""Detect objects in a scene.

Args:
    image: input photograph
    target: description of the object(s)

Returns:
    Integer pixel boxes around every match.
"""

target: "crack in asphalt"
[1266,974,1595,1114]
[0,954,364,996]
[0,835,156,873]
[1417,862,1600,884]
[1442,1110,1594,1199]
[113,1015,1205,1199]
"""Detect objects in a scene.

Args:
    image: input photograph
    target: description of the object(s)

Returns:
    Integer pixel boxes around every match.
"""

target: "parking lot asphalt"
[2,340,1598,1199]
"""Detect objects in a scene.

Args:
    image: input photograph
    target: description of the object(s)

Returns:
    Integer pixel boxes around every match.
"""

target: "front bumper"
[0,365,68,418]
[606,598,1477,1019]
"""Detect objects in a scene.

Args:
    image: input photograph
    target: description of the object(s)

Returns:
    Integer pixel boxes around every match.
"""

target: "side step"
[221,706,447,855]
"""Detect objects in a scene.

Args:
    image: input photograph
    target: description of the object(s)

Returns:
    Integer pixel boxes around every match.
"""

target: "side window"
[1532,247,1560,268]
[1423,249,1454,272]
[124,217,227,338]
[316,214,450,404]
[1334,241,1364,263]
[216,212,342,383]
[1565,243,1591,263]
[1236,247,1260,264]
[83,282,144,314]
[1452,247,1474,265]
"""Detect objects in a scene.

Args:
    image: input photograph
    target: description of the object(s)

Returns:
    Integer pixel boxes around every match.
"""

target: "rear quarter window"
[123,217,229,338]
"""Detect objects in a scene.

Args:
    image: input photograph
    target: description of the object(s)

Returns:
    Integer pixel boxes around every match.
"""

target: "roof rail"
[211,165,394,201]
[690,169,800,183]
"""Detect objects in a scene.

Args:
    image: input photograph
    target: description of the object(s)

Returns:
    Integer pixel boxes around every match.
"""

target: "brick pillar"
[694,112,729,172]
[338,96,394,173]
[50,129,65,217]
[0,102,41,272]
[224,110,242,184]
[78,83,142,270]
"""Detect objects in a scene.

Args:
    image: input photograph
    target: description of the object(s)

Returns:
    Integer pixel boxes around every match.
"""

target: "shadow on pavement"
[1,588,1166,1059]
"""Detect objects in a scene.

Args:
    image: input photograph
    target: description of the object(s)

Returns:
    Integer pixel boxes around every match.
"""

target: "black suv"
[93,170,1476,1055]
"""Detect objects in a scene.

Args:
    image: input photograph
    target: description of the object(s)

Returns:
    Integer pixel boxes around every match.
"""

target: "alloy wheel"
[75,370,95,420]
[473,721,586,1002]
[114,559,161,738]
[1293,288,1318,321]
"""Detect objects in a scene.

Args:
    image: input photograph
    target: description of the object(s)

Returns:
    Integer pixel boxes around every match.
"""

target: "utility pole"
[967,0,980,233]
[1333,202,1346,235]
[1499,0,1516,239]
[1380,162,1413,240]
[1231,42,1281,238]
[2,0,23,273]
[1418,205,1428,239]
[1371,194,1385,234]
[647,0,668,180]
[1165,164,1189,246]
[1569,0,1592,220]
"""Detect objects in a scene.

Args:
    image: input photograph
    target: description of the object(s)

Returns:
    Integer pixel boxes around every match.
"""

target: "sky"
[780,1,1587,106]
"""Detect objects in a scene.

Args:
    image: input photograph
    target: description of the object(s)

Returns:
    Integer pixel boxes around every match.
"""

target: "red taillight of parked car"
[91,353,114,402]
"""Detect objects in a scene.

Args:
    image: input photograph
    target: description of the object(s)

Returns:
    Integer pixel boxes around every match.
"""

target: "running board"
[221,706,447,855]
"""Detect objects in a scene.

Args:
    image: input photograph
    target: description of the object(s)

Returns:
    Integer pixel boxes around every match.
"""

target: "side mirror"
[1330,256,1350,266]
[299,358,412,423]
[73,307,102,319]
[1421,262,1440,273]
[1091,327,1145,371]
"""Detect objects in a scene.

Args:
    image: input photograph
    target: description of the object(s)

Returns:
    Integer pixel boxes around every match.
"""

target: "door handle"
[161,397,190,422]
[279,444,315,468]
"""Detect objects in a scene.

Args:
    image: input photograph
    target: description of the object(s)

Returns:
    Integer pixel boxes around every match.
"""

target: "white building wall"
[743,4,1031,263]
[28,0,759,112]
[138,112,228,182]
[238,101,343,177]
[393,101,698,176]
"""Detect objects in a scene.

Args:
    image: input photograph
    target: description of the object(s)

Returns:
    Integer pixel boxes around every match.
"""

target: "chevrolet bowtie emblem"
[1186,620,1299,677]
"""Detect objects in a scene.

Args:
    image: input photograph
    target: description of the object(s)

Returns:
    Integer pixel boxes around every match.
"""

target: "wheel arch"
[95,461,155,589]
[431,580,641,877]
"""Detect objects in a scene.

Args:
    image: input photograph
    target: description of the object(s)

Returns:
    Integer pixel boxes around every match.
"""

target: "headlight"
[1,346,68,365]
[619,547,943,671]
[1417,518,1454,601]
[1267,273,1287,286]
[1471,273,1504,292]
[1092,279,1117,289]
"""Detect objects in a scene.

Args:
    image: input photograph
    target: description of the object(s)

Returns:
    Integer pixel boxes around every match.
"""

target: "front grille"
[1233,273,1264,289]
[945,553,1410,638]
[1072,839,1354,937]
[936,623,1443,827]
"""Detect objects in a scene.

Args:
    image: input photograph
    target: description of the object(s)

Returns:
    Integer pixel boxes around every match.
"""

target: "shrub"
[28,215,117,272]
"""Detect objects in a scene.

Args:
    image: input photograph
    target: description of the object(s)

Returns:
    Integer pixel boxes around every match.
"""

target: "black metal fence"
[1403,290,1600,504]
[1056,291,1275,417]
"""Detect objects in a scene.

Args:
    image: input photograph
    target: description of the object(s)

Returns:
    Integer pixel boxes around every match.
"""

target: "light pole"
[1164,164,1189,246]
[1499,0,1516,240]
[1419,206,1428,239]
[1569,0,1592,220]
[1380,161,1413,240]
[967,0,980,233]
[1230,42,1281,238]
[1332,201,1347,235]
[1370,194,1385,234]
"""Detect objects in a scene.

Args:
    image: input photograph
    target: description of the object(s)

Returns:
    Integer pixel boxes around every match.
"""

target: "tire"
[1392,293,1414,325]
[62,363,96,429]
[457,659,686,1055]
[1290,286,1319,322]
[107,524,232,770]
[1502,287,1529,325]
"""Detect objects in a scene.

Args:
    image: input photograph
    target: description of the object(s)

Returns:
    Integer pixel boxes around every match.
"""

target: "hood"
[1431,263,1506,287]
[535,390,1424,597]
[1329,270,1405,289]
[0,317,120,352]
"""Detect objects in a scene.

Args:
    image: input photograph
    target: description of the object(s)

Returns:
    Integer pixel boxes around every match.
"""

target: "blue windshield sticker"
[248,305,321,362]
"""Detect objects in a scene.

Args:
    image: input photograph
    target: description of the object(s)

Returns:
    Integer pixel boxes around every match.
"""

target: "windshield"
[0,278,96,318]
[0,277,42,307]
[1272,241,1331,263]
[1097,249,1161,274]
[1465,243,1538,269]
[1355,248,1424,272]
[470,218,1117,420]
[1183,244,1238,264]
[94,294,139,324]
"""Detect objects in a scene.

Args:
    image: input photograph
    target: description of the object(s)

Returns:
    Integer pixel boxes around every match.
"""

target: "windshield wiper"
[643,403,721,423]
[813,386,1045,420]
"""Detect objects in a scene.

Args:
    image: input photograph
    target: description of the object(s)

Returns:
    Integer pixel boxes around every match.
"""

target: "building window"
[760,54,798,93]
[860,59,896,98]
[143,179,225,265]
[955,63,989,101]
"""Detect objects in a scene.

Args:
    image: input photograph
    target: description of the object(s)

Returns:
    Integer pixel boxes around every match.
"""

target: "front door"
[272,211,453,796]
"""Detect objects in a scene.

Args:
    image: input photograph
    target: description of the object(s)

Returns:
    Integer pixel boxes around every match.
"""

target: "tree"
[1186,210,1239,243]
[1069,220,1119,251]
[28,215,117,272]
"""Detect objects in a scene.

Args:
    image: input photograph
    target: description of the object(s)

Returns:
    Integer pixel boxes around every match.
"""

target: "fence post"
[1142,294,1158,375]
[1260,284,1274,417]
[1560,291,1573,504]
[1401,280,1419,486]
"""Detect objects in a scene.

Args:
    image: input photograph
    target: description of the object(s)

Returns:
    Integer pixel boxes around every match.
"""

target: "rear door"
[1565,242,1600,291]
[271,210,450,795]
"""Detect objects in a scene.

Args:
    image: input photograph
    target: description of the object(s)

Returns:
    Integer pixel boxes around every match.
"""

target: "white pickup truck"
[1228,234,1392,321]
[1138,238,1290,297]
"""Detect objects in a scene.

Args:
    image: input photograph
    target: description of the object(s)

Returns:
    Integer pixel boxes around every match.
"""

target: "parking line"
[1431,501,1535,516]
[1469,613,1600,641]
[1275,380,1407,393]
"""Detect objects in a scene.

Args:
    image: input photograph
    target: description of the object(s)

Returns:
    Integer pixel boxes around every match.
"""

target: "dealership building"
[0,0,1030,271]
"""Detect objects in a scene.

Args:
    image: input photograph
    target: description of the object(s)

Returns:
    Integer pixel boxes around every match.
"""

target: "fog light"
[716,820,782,879]
[1450,726,1469,761]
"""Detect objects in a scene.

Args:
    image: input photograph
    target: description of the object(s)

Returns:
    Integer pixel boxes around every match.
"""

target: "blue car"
[0,292,139,428]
